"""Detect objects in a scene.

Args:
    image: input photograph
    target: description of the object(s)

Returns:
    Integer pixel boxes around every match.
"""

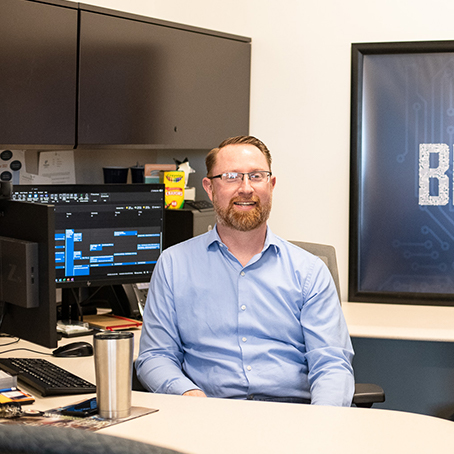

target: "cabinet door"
[153,26,251,148]
[0,0,77,148]
[78,11,250,148]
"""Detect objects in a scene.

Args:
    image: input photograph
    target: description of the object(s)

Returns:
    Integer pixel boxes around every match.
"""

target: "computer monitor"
[350,42,454,306]
[0,199,57,348]
[12,184,165,318]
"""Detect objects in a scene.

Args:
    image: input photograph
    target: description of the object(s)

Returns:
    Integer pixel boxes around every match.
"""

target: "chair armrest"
[353,383,385,408]
[132,360,147,392]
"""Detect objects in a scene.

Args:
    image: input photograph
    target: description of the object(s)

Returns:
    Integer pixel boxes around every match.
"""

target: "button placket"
[238,267,253,386]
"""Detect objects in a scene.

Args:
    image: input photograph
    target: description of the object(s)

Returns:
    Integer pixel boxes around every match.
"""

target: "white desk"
[343,301,454,342]
[105,392,454,454]
[2,334,454,454]
[342,302,454,418]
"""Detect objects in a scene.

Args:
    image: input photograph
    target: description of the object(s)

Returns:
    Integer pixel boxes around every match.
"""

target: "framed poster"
[349,41,454,306]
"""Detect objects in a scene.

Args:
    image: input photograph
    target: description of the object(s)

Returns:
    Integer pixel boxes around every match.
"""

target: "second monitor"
[13,184,165,288]
[13,184,165,319]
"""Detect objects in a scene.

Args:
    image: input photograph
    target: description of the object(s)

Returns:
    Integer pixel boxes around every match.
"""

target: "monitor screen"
[12,184,165,288]
[350,42,454,306]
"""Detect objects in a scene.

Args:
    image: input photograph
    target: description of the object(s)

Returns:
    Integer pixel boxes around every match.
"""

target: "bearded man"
[136,136,355,406]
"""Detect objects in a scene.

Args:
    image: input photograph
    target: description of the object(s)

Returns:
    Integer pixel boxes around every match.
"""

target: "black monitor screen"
[13,184,165,288]
[350,41,454,306]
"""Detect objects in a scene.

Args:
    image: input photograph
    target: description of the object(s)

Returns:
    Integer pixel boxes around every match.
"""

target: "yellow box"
[161,171,185,209]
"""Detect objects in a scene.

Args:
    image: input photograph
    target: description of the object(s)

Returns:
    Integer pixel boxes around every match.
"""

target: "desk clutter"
[144,158,197,207]
[0,329,157,429]
[0,383,34,419]
[58,315,142,337]
[0,358,95,397]
[83,314,142,332]
[0,401,157,430]
[0,368,35,414]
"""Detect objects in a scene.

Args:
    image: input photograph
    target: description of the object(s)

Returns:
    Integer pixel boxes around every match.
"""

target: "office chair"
[133,359,147,391]
[289,240,385,408]
[0,424,183,454]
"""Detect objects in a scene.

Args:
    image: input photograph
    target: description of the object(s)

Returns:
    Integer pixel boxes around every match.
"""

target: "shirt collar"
[264,226,280,254]
[206,226,222,250]
[206,224,280,255]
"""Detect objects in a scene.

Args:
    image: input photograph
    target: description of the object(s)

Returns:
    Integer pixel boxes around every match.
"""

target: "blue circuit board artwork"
[359,52,454,295]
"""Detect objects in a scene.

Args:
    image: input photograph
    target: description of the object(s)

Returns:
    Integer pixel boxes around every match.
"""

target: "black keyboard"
[0,358,96,397]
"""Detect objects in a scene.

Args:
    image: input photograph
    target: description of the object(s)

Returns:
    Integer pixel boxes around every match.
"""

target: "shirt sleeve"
[135,251,202,395]
[300,257,355,407]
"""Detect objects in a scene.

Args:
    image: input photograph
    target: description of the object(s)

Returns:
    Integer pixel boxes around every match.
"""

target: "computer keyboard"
[0,358,96,397]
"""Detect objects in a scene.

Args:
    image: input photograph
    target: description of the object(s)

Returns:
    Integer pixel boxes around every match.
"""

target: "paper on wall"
[38,151,76,184]
[19,172,53,184]
[0,149,75,185]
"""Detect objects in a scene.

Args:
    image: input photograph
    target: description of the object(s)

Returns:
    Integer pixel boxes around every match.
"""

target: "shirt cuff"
[167,377,203,396]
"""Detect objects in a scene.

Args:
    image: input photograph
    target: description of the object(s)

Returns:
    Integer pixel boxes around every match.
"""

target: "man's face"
[202,144,276,231]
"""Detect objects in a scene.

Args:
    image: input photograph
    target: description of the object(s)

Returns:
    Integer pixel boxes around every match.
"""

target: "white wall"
[69,0,454,301]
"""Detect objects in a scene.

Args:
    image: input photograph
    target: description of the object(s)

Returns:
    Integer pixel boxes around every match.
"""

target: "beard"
[212,193,272,232]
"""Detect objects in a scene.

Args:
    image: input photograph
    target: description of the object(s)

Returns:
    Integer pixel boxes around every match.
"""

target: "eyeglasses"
[208,171,272,184]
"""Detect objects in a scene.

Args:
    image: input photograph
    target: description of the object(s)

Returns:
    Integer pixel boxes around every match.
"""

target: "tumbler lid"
[94,331,134,340]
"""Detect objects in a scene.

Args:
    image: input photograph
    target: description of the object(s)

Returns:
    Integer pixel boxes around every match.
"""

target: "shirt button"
[247,365,252,371]
[240,271,245,276]
[241,305,246,311]
[242,337,247,342]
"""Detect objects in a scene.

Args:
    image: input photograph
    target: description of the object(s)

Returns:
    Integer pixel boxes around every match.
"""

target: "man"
[136,135,354,406]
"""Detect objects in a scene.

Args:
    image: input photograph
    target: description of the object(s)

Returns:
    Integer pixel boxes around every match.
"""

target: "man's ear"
[202,177,214,201]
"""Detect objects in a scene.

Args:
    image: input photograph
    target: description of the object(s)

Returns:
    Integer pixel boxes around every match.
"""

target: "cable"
[63,286,104,320]
[0,348,53,356]
[78,286,103,306]
[0,335,20,348]
[0,301,7,329]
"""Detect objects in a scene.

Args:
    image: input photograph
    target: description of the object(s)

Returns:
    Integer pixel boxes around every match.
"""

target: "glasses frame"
[208,171,272,184]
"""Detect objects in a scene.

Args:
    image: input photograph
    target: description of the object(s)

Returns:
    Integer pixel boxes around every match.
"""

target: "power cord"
[0,335,52,356]
[0,334,20,348]
[0,347,53,356]
[0,301,7,329]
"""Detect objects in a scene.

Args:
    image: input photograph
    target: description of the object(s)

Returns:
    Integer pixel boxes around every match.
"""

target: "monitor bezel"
[349,40,454,307]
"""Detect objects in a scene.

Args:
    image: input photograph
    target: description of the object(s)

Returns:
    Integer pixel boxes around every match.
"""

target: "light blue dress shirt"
[136,226,355,406]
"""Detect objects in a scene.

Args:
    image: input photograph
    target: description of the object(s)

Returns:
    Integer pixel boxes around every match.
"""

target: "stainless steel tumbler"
[93,331,134,419]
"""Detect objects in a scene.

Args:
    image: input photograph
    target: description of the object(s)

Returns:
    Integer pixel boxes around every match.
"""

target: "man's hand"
[183,389,207,397]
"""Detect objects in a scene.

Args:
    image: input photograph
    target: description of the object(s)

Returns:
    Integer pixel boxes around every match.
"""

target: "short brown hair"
[205,135,272,176]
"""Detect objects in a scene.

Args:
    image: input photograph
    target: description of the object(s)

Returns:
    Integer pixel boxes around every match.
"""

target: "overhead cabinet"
[0,0,78,149]
[0,0,251,150]
[78,8,251,148]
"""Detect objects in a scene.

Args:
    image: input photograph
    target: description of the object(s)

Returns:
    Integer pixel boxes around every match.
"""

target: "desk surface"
[343,301,454,342]
[2,334,454,454]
